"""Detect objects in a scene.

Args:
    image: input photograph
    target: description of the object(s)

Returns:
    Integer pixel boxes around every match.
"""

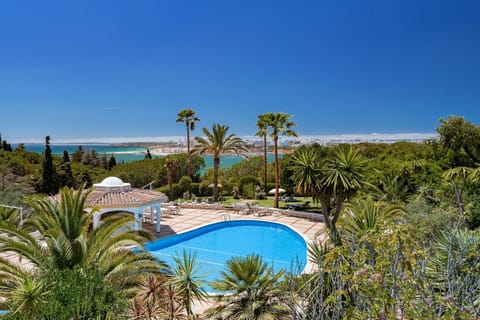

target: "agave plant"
[426,229,480,316]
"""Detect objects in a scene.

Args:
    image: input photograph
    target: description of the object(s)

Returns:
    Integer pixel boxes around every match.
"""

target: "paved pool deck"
[143,207,326,243]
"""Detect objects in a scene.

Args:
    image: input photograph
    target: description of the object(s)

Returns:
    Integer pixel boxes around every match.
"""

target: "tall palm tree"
[262,112,297,208]
[176,109,200,178]
[255,114,269,193]
[170,250,207,317]
[194,124,248,201]
[165,155,178,201]
[206,254,290,320]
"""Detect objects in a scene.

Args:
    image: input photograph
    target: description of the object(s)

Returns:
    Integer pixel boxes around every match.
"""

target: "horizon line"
[9,132,438,144]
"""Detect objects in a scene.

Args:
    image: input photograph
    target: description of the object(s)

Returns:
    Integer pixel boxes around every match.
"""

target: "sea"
[14,144,275,169]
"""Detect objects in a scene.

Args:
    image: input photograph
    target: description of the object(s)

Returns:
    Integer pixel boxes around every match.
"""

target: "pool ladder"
[222,213,231,221]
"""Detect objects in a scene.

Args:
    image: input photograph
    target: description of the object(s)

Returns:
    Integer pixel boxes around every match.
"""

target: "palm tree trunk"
[274,137,279,208]
[213,156,220,201]
[320,195,342,246]
[263,133,267,192]
[167,161,174,201]
[186,122,191,177]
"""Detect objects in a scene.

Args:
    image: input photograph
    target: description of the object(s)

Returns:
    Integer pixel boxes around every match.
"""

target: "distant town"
[103,132,438,155]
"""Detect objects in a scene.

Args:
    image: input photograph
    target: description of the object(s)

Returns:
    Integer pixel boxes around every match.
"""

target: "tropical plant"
[0,185,164,318]
[176,109,200,177]
[0,206,22,226]
[207,254,289,320]
[443,166,476,218]
[262,112,297,208]
[290,147,321,202]
[373,175,409,204]
[318,144,366,245]
[170,250,208,317]
[290,144,366,245]
[255,114,269,193]
[340,198,403,239]
[193,123,248,201]
[426,229,480,318]
[130,274,186,320]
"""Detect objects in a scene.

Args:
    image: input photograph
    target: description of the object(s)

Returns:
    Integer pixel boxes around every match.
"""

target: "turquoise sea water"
[146,220,306,291]
[14,144,276,169]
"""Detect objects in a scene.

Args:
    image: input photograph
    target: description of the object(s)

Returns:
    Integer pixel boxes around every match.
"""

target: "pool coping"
[149,217,317,276]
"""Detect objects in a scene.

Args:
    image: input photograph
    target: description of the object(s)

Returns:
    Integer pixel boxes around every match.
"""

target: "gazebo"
[86,177,168,233]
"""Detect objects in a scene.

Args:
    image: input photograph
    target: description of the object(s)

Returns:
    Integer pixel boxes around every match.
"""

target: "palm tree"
[290,147,321,202]
[319,144,366,245]
[194,124,248,201]
[131,274,186,319]
[176,109,200,177]
[165,155,178,201]
[206,254,290,320]
[0,186,164,317]
[170,250,207,317]
[290,144,366,245]
[262,112,297,208]
[255,114,269,193]
[0,206,22,226]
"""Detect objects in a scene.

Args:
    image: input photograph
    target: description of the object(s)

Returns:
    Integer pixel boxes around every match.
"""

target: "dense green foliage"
[1,115,480,319]
[0,186,164,319]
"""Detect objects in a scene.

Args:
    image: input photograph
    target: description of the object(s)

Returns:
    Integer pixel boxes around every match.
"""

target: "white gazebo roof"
[86,177,168,209]
[93,176,132,192]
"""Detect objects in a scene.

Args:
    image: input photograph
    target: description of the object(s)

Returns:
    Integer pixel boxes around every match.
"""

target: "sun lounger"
[253,206,272,216]
[232,203,250,215]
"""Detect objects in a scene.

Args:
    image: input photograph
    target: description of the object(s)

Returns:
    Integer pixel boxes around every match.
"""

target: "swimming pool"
[145,220,307,289]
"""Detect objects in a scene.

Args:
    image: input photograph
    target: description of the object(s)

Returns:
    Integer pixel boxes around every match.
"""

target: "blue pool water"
[145,220,307,290]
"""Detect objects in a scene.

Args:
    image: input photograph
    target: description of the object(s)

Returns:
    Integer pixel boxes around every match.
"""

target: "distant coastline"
[9,132,437,146]
[11,132,437,158]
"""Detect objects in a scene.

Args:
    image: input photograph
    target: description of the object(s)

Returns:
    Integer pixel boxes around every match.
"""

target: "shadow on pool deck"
[143,223,177,240]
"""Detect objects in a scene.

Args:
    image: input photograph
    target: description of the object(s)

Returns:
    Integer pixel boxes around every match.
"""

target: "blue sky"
[1,0,479,142]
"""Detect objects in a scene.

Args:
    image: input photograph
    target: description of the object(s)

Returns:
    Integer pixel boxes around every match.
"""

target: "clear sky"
[1,0,479,142]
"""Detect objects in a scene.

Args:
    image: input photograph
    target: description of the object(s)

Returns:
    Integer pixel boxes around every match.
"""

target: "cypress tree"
[58,149,75,188]
[63,150,70,163]
[145,148,152,159]
[41,136,58,195]
[108,155,117,170]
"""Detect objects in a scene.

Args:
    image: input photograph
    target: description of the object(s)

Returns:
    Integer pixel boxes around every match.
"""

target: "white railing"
[142,181,155,189]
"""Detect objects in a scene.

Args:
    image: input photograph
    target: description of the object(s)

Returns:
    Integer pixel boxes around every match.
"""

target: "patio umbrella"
[268,188,286,194]
[208,183,222,188]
